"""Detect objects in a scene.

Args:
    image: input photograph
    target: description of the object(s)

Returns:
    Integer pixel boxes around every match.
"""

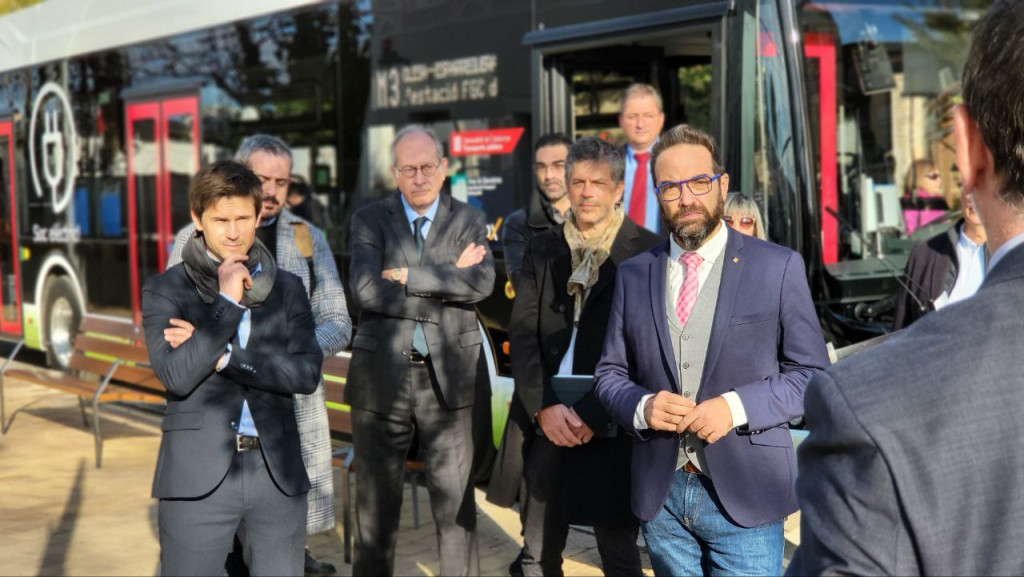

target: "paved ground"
[0,362,799,576]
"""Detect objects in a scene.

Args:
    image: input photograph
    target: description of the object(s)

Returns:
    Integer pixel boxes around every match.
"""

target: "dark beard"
[662,196,724,251]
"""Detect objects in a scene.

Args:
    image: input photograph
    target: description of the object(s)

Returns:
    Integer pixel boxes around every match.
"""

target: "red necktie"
[629,152,650,228]
[676,252,703,327]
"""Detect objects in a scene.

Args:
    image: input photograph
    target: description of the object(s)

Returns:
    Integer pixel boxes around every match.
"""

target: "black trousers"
[351,359,479,577]
[158,448,307,577]
[522,435,642,577]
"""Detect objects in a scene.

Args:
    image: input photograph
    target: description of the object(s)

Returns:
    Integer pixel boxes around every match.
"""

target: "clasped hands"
[382,242,486,284]
[644,390,733,444]
[537,404,594,448]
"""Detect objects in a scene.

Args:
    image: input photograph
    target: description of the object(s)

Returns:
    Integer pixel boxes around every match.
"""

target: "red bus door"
[125,96,199,323]
[0,120,21,335]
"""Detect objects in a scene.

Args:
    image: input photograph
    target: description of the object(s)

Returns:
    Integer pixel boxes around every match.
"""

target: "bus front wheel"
[44,276,82,370]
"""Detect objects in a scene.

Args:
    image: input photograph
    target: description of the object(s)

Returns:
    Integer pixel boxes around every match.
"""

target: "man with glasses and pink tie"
[594,124,829,576]
[619,83,666,234]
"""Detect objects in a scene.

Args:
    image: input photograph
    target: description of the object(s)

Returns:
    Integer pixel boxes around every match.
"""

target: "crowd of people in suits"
[139,2,1024,575]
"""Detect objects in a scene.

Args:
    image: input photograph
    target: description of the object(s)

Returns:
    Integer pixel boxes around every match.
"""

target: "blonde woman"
[723,192,766,240]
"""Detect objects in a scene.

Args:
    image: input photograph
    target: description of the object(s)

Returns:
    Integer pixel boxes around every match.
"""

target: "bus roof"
[0,0,322,73]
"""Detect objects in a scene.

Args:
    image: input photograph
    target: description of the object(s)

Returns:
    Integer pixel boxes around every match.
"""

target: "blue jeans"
[642,468,784,576]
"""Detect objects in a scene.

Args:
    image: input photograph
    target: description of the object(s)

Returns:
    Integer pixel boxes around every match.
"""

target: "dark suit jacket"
[594,227,829,526]
[788,242,1024,576]
[346,192,495,412]
[488,219,660,526]
[142,266,323,499]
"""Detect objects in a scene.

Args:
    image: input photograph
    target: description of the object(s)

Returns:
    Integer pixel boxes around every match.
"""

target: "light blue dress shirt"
[400,193,440,240]
[219,263,262,437]
[622,143,662,233]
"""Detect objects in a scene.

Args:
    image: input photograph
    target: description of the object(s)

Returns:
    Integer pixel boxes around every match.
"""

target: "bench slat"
[322,355,349,378]
[79,316,143,341]
[5,368,162,403]
[74,334,150,365]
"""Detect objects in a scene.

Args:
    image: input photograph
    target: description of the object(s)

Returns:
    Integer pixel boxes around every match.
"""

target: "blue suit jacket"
[594,227,829,526]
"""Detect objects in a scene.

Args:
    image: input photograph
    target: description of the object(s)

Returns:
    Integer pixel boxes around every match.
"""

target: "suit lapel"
[551,234,572,300]
[649,241,679,391]
[420,194,451,262]
[386,193,418,266]
[701,228,745,385]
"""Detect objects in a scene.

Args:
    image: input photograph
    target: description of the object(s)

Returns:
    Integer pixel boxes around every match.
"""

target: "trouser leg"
[593,524,643,577]
[159,460,240,576]
[520,435,569,577]
[412,360,479,577]
[236,449,307,577]
[351,370,415,577]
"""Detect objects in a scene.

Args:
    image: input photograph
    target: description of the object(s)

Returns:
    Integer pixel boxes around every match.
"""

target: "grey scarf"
[182,232,277,307]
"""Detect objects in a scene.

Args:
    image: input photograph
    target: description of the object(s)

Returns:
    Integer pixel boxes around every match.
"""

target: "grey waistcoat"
[666,252,724,472]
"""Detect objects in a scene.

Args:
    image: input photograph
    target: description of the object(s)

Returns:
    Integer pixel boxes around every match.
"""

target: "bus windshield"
[798,0,986,274]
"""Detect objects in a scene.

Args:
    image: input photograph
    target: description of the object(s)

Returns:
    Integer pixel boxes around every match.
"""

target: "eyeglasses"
[723,215,754,227]
[656,174,723,201]
[395,163,440,179]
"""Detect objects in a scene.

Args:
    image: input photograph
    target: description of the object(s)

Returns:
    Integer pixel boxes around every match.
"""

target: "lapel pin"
[732,257,739,263]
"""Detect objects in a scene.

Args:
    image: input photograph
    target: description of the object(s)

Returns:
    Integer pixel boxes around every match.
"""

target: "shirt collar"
[669,221,728,265]
[626,140,658,158]
[957,223,982,251]
[205,251,264,275]
[400,193,440,226]
[987,230,1024,272]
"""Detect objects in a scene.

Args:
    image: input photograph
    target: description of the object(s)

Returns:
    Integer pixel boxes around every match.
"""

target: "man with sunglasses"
[594,124,829,575]
[346,125,494,577]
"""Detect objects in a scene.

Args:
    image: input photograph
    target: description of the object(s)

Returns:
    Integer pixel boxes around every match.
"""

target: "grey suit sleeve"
[309,225,352,355]
[349,211,443,321]
[166,224,195,270]
[787,370,917,576]
[405,210,496,304]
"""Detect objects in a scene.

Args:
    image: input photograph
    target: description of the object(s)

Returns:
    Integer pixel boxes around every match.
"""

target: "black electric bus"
[0,0,988,452]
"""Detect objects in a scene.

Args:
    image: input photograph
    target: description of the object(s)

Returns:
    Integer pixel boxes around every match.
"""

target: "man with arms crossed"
[143,161,322,576]
[167,135,350,576]
[789,2,1024,574]
[594,124,829,575]
[347,125,495,576]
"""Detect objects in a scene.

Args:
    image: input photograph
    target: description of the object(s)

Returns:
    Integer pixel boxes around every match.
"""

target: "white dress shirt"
[948,224,985,305]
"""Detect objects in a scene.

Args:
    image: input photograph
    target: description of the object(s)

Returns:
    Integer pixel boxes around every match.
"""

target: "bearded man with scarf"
[142,161,323,577]
[492,137,660,576]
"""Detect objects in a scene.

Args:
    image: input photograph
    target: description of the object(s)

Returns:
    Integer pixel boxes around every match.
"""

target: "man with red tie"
[619,83,666,234]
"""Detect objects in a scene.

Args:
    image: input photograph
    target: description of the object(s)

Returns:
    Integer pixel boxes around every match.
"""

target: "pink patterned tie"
[676,252,703,327]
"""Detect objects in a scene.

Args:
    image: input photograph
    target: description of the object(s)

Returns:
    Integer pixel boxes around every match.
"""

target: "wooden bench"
[0,315,163,468]
[322,354,426,564]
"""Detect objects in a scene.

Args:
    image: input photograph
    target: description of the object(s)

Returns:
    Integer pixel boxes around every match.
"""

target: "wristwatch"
[391,268,403,282]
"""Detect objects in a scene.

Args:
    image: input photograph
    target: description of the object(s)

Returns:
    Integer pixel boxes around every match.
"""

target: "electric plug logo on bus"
[29,81,78,215]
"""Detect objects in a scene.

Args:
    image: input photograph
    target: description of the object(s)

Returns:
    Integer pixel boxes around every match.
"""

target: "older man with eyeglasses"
[346,125,494,577]
[594,124,829,576]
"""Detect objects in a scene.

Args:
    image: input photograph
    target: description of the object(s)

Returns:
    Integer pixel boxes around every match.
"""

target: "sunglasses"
[723,215,754,227]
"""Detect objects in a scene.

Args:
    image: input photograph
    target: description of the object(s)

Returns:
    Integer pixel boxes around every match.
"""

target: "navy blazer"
[142,266,323,499]
[594,226,829,527]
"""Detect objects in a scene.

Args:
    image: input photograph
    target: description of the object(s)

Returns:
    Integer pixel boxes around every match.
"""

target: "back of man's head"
[961,0,1024,204]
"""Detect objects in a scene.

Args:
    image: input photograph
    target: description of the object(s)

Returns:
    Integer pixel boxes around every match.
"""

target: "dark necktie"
[412,217,429,355]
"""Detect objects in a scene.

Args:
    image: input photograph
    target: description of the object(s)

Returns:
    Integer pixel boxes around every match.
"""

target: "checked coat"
[168,209,352,535]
